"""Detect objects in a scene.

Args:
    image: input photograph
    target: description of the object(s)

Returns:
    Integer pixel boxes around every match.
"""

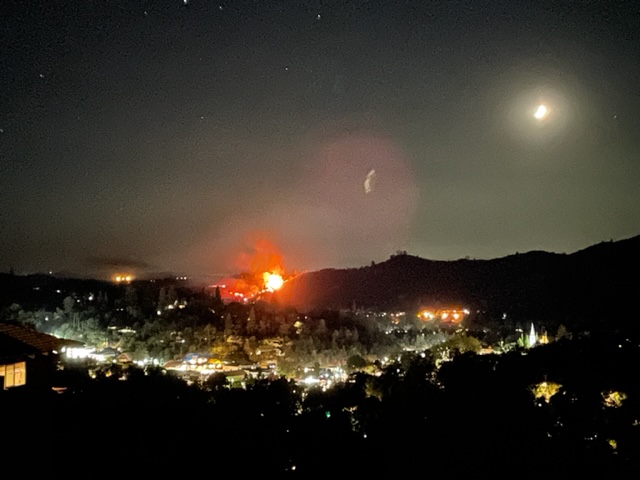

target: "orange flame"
[211,232,293,301]
[264,272,284,291]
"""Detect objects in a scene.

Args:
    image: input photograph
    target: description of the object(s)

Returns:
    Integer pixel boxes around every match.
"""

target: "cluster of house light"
[418,308,470,323]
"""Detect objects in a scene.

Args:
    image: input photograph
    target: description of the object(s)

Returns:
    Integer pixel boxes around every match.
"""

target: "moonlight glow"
[2,2,638,278]
[534,104,549,120]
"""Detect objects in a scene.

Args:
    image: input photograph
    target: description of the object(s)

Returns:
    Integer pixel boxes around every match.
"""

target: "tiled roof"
[163,360,183,369]
[0,333,40,360]
[0,322,64,354]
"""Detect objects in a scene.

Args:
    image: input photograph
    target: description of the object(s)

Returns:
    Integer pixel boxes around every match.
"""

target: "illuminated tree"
[602,390,627,408]
[63,295,75,315]
[530,381,562,403]
[555,324,570,340]
[315,318,328,338]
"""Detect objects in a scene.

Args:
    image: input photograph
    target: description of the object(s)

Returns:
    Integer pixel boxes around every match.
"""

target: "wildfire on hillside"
[207,235,297,303]
[263,272,284,292]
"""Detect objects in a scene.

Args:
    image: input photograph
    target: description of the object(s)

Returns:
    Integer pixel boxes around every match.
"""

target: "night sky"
[2,0,639,281]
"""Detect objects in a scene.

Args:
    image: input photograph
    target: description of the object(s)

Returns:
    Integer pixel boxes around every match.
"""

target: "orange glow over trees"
[209,233,296,301]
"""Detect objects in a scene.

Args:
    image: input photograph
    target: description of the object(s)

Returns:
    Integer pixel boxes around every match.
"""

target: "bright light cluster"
[534,103,549,120]
[263,272,284,292]
[418,308,469,324]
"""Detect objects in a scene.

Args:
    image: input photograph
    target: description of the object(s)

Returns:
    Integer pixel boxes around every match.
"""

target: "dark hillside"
[277,235,640,333]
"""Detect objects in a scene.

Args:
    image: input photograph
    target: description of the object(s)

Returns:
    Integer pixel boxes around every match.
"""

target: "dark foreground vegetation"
[5,329,640,478]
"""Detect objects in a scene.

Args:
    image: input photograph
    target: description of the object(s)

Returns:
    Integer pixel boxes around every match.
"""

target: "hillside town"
[0,270,554,392]
[2,261,639,477]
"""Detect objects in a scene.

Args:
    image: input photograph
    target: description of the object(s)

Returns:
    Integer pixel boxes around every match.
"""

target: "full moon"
[534,104,549,120]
